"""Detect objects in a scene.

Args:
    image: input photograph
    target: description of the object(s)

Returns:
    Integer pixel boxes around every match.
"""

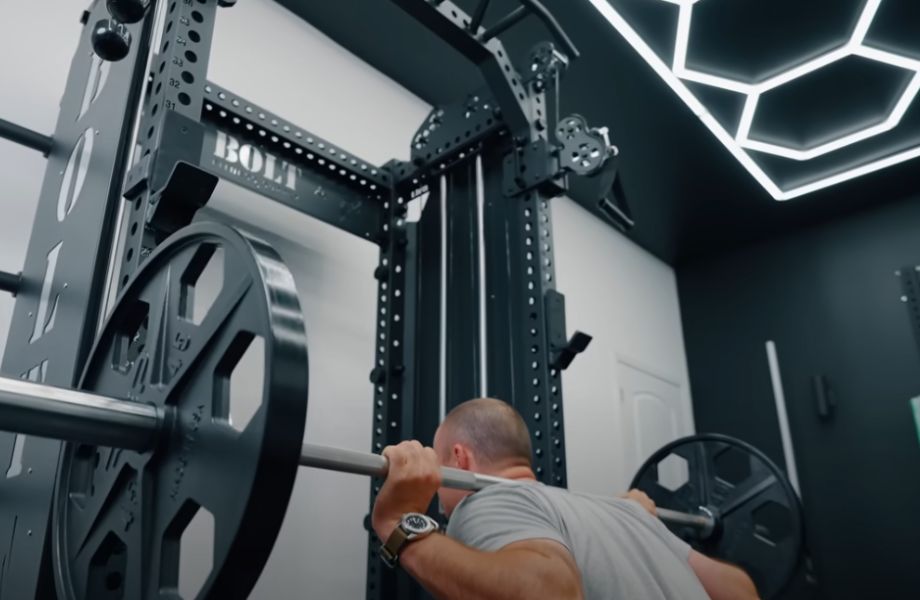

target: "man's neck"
[493,465,537,481]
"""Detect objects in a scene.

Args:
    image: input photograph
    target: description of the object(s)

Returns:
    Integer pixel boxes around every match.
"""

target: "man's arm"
[371,441,583,600]
[400,534,583,600]
[621,490,760,600]
[688,550,760,600]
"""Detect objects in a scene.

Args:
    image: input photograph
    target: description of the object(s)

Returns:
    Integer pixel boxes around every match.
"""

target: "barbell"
[0,222,801,599]
[0,375,713,532]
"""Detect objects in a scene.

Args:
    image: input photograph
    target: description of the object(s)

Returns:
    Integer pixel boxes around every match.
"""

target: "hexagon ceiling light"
[586,0,920,200]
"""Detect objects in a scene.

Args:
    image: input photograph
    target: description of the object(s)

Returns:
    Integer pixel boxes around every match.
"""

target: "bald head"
[438,398,533,469]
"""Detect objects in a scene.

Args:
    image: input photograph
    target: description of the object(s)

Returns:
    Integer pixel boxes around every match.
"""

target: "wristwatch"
[380,512,440,568]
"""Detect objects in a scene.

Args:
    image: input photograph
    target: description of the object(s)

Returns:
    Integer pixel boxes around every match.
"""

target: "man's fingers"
[422,447,442,486]
[621,489,657,516]
[382,443,411,475]
[382,441,438,480]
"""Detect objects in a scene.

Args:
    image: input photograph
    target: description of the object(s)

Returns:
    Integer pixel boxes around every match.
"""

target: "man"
[372,398,759,600]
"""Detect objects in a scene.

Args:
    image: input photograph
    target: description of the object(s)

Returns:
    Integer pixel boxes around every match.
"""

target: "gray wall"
[1,1,694,597]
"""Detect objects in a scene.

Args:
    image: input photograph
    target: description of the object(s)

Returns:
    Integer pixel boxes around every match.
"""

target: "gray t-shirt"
[446,481,709,600]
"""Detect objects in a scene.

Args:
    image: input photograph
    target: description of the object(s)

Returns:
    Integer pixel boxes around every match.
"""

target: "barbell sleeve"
[657,507,716,534]
[0,376,162,451]
[0,376,716,534]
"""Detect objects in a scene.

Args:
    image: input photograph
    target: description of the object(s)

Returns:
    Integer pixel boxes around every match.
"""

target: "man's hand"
[371,440,442,542]
[621,488,657,517]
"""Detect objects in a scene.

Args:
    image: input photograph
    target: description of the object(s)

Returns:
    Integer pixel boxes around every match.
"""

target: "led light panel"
[586,0,920,200]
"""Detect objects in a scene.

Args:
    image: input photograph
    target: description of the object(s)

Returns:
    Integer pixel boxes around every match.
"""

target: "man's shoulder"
[453,481,561,515]
[446,481,570,546]
[469,480,548,499]
[458,483,638,520]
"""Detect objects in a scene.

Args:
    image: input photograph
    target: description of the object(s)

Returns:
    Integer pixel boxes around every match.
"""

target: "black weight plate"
[53,222,308,599]
[630,433,803,600]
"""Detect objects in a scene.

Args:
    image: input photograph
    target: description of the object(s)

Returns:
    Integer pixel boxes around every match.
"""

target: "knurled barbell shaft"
[298,442,509,491]
[297,443,715,532]
[0,376,716,534]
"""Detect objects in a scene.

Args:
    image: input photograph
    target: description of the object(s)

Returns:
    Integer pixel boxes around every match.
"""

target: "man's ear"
[453,443,472,470]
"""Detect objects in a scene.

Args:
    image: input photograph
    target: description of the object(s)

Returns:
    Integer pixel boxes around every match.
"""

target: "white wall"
[1,0,693,597]
[0,1,427,598]
[0,3,81,365]
[205,2,429,598]
[554,198,695,495]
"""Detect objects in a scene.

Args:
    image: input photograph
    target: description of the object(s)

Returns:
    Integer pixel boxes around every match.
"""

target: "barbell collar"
[657,507,716,534]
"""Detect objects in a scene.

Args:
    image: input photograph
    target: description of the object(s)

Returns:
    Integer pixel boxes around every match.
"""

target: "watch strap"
[380,525,411,568]
[379,514,439,568]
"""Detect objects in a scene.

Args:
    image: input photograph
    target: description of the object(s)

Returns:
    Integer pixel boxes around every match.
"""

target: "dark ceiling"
[279,0,920,265]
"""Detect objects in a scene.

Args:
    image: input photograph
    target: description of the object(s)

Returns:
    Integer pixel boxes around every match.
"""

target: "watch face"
[403,514,432,534]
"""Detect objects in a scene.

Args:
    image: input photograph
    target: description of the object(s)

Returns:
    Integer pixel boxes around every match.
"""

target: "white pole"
[475,155,488,397]
[765,341,802,497]
[438,175,448,421]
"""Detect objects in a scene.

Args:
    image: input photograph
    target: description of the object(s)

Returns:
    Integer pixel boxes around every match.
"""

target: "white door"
[618,360,688,486]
